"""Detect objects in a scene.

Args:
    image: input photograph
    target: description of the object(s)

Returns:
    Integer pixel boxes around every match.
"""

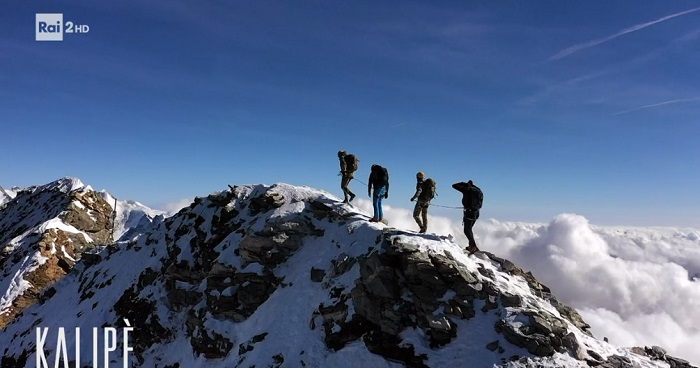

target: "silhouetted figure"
[452,180,483,253]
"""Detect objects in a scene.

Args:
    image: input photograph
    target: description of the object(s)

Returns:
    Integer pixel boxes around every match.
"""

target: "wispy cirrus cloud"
[612,96,700,115]
[550,6,700,61]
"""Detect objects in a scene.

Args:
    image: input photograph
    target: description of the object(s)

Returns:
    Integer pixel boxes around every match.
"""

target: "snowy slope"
[1,183,692,368]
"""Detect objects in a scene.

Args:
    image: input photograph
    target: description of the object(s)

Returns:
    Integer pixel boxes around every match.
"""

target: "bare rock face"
[322,232,485,365]
[61,190,114,245]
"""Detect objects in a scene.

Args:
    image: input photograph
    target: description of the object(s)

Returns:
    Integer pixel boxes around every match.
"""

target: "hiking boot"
[349,193,356,202]
[466,245,480,254]
[419,227,426,234]
[342,199,349,204]
[369,218,378,222]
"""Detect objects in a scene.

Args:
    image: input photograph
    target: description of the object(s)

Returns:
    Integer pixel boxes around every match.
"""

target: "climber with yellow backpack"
[410,172,436,233]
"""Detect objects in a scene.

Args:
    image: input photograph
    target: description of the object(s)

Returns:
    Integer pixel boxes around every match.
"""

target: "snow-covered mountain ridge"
[0,182,694,368]
[0,177,159,330]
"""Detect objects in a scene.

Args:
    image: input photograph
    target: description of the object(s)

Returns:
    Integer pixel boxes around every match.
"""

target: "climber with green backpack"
[337,150,358,204]
[410,172,436,233]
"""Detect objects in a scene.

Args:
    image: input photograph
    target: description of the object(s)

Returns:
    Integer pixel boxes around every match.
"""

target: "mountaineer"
[452,180,483,254]
[410,172,436,233]
[337,150,358,203]
[367,164,389,222]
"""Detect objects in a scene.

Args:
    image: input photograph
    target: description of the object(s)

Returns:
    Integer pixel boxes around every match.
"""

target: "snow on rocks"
[0,183,693,368]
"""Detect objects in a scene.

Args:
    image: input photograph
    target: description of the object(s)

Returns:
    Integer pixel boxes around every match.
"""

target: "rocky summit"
[0,182,695,368]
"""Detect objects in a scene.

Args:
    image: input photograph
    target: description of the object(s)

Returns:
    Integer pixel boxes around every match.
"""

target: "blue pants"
[372,186,387,220]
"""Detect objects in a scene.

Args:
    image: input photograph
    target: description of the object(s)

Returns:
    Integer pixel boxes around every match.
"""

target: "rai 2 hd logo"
[36,13,90,41]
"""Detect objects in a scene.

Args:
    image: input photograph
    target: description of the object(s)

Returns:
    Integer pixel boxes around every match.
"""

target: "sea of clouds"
[353,199,700,366]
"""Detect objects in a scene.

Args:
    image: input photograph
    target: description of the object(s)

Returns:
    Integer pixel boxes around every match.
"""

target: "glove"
[368,192,371,197]
[410,196,415,202]
[384,193,388,199]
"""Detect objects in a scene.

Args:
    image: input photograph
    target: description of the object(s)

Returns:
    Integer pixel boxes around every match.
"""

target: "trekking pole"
[352,178,368,186]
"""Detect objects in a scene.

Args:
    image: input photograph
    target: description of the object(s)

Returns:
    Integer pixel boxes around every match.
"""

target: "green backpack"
[344,154,358,173]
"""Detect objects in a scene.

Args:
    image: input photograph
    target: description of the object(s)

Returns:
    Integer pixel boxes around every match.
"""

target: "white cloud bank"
[353,198,700,366]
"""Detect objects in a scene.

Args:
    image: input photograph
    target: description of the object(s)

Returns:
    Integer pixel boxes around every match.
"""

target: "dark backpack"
[469,186,483,210]
[421,178,436,200]
[344,154,358,173]
[374,166,389,186]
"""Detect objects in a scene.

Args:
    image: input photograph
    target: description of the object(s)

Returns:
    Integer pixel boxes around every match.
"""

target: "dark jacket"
[368,165,389,194]
[452,182,483,211]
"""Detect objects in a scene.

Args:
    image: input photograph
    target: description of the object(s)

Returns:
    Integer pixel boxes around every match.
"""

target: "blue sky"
[1,1,699,227]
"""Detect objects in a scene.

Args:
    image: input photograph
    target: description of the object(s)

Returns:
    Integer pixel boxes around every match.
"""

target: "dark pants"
[413,201,429,231]
[463,209,479,249]
[341,174,354,202]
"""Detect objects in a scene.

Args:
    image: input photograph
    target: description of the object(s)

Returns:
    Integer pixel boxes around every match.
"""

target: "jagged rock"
[359,253,400,299]
[588,349,604,363]
[649,346,667,359]
[249,190,285,215]
[429,252,480,296]
[403,251,447,302]
[526,312,567,336]
[642,346,696,368]
[482,295,499,312]
[452,297,476,319]
[486,340,500,351]
[562,332,586,360]
[189,327,234,359]
[385,236,422,254]
[548,296,591,335]
[427,315,457,348]
[501,292,522,307]
[266,217,323,237]
[331,253,356,277]
[81,252,102,266]
[495,313,565,357]
[667,356,693,368]
[209,262,237,278]
[238,233,301,267]
[311,267,326,282]
[363,331,429,368]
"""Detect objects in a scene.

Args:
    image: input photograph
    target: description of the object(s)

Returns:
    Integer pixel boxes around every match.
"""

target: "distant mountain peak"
[0,177,162,331]
[44,176,88,193]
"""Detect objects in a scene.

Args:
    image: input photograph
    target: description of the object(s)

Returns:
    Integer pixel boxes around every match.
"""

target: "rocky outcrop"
[318,229,598,365]
[629,346,696,368]
[115,187,328,362]
[0,178,115,329]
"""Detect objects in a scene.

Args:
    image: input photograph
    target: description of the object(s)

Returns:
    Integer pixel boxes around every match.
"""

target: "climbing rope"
[350,177,463,209]
[429,204,464,209]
